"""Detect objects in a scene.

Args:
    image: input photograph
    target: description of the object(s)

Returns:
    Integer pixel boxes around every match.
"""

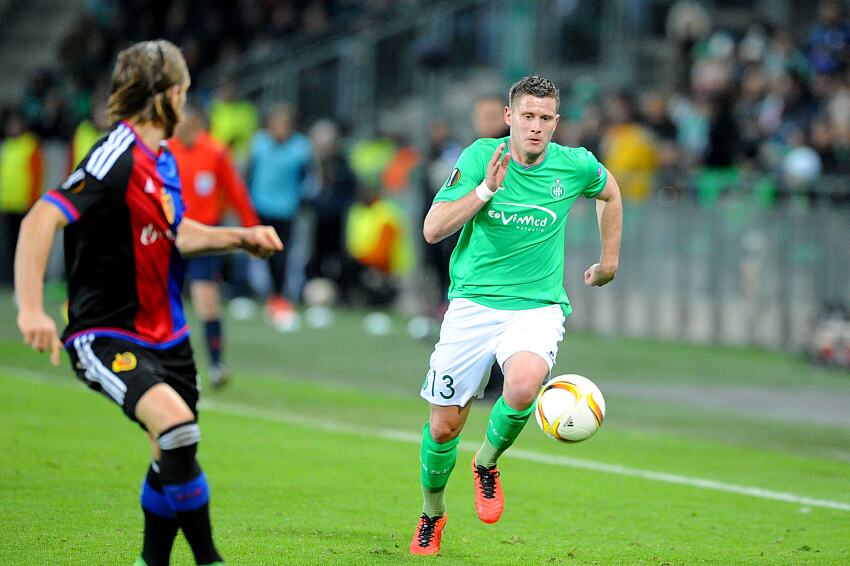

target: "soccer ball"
[534,374,606,442]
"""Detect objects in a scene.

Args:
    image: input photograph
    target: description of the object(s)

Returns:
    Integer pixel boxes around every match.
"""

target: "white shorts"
[420,298,566,407]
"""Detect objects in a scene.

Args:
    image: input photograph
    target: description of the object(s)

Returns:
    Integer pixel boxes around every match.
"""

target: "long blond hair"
[107,40,189,137]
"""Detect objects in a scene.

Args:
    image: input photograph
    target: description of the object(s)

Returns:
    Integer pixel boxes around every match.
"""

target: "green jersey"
[433,137,607,317]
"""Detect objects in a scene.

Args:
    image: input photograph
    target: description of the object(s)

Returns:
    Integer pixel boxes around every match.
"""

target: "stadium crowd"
[558,1,850,204]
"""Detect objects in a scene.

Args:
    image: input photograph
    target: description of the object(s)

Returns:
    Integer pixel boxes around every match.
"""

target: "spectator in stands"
[759,70,819,145]
[733,66,769,159]
[694,89,744,203]
[602,92,659,201]
[348,133,396,192]
[22,70,72,140]
[421,118,462,315]
[782,126,823,198]
[249,103,312,329]
[764,27,811,81]
[472,94,509,140]
[0,111,42,285]
[381,133,420,194]
[810,118,844,173]
[303,119,357,301]
[638,91,680,171]
[705,91,741,168]
[807,1,850,76]
[556,101,604,157]
[71,93,109,168]
[209,80,259,166]
[302,0,332,39]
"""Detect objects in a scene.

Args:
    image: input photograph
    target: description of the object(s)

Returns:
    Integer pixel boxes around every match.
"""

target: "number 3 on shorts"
[423,370,456,400]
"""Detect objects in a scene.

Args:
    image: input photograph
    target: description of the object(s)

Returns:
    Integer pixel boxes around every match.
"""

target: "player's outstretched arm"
[423,143,510,244]
[176,218,283,259]
[15,201,68,365]
[584,170,622,287]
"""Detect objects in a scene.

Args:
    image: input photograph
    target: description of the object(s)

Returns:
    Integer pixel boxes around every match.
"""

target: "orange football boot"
[472,453,503,523]
[409,512,447,555]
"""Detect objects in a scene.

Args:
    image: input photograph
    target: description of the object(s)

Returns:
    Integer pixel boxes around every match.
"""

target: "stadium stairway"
[0,0,86,105]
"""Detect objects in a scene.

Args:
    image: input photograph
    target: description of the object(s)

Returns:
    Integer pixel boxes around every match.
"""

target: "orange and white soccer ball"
[534,374,606,442]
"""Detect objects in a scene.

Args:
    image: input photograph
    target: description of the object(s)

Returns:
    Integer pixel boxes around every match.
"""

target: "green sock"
[476,396,535,468]
[420,423,460,518]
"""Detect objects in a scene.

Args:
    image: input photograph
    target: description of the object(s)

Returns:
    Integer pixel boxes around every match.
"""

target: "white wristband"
[475,180,498,202]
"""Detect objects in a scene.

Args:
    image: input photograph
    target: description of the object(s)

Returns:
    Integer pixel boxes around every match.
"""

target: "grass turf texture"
[1,293,849,564]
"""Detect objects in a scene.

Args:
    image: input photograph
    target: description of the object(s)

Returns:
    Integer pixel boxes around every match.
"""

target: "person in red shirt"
[170,105,260,388]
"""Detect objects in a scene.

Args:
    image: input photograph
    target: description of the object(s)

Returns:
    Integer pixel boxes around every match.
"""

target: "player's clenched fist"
[240,225,284,259]
[584,263,617,287]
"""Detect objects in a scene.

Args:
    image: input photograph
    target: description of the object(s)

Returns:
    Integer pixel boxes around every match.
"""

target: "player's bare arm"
[423,143,510,244]
[585,170,622,287]
[176,218,283,258]
[14,200,68,365]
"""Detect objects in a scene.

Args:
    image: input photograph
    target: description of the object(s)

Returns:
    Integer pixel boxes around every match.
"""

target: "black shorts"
[185,254,225,283]
[67,334,199,424]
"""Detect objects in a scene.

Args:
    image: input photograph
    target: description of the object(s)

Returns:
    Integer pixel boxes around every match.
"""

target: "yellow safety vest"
[72,120,104,167]
[0,133,41,213]
[346,199,413,275]
[209,100,258,162]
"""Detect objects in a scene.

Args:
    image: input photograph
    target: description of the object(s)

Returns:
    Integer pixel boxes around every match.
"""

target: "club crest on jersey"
[61,169,86,193]
[550,179,565,200]
[446,168,461,188]
[112,352,137,373]
[160,188,176,224]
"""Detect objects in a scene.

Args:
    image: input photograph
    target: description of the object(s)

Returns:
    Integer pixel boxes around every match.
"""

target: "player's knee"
[504,390,536,411]
[505,366,547,406]
[136,384,196,437]
[504,375,542,409]
[429,420,462,444]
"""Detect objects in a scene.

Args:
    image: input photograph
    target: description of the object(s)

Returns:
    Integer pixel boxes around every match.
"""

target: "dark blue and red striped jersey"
[42,121,189,349]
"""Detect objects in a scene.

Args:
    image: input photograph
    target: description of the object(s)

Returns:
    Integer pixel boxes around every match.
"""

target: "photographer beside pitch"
[411,75,622,555]
[14,40,282,566]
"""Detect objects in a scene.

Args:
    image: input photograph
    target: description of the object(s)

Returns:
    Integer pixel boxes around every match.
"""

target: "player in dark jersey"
[14,40,282,566]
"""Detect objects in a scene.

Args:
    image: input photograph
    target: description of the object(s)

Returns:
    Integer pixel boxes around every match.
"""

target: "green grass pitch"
[1,294,849,564]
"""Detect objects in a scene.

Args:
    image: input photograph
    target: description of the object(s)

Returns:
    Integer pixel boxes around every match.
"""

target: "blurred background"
[0,0,848,367]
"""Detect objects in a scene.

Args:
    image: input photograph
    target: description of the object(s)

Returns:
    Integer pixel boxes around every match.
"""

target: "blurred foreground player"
[15,40,282,565]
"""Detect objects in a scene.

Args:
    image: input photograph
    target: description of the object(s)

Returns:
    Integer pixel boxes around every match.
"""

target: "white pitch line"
[504,448,850,512]
[201,399,850,513]
[3,369,849,513]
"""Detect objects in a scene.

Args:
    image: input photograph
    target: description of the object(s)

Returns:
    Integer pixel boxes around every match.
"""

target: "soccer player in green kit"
[410,76,622,555]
